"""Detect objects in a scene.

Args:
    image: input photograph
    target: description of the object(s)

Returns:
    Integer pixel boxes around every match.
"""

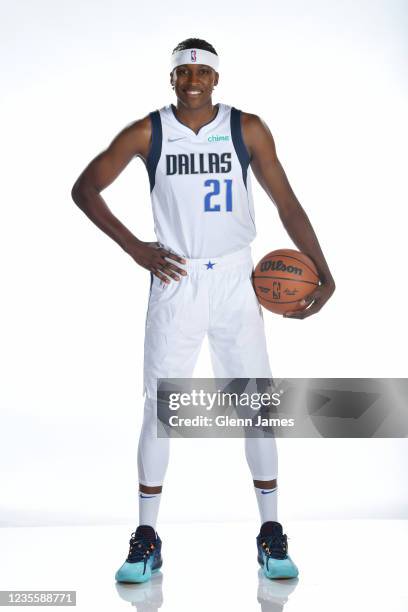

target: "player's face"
[170,64,219,107]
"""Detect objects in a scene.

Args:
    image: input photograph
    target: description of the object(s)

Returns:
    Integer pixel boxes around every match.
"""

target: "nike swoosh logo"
[139,494,156,499]
[168,136,186,142]
[261,488,277,495]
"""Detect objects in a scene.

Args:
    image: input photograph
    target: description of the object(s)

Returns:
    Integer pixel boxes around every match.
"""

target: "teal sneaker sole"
[258,553,299,580]
[115,561,162,584]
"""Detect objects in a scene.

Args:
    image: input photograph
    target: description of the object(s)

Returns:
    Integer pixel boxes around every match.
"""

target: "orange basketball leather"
[253,249,320,315]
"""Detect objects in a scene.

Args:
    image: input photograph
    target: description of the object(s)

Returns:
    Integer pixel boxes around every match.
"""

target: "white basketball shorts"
[143,245,273,397]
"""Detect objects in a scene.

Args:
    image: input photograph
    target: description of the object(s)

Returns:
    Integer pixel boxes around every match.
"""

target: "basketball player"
[71,38,335,583]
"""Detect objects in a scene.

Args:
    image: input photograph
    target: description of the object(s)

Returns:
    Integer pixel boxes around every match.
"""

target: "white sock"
[254,485,278,524]
[138,491,162,529]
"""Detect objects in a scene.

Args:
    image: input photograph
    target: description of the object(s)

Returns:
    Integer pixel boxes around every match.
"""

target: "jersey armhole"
[230,107,251,188]
[146,110,162,192]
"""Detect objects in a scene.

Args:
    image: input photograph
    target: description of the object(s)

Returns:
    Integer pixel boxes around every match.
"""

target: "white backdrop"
[1,0,407,527]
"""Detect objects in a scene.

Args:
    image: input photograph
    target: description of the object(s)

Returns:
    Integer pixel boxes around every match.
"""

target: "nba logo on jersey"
[191,49,197,62]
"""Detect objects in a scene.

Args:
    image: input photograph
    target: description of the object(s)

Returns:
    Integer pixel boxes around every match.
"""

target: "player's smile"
[184,89,203,97]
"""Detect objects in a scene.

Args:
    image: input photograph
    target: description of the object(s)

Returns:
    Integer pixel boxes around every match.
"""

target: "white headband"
[170,48,219,72]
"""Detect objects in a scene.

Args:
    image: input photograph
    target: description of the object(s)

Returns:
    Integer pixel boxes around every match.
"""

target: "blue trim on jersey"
[146,111,162,192]
[230,107,251,188]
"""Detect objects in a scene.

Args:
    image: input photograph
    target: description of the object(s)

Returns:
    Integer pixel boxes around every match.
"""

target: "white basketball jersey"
[145,102,256,258]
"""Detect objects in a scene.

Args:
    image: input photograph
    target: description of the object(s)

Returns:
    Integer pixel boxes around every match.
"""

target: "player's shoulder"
[124,104,171,137]
[237,111,272,146]
[240,110,267,131]
[120,113,152,139]
[105,113,155,161]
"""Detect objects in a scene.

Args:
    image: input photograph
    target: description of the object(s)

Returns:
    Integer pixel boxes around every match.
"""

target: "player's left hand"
[283,280,335,319]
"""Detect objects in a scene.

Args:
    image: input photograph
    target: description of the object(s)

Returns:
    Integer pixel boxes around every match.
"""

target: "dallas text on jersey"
[166,152,232,175]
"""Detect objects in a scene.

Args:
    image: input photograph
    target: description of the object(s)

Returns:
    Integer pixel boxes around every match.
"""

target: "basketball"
[252,249,320,315]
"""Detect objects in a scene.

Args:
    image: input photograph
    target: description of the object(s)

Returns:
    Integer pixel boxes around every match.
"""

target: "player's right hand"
[130,240,188,283]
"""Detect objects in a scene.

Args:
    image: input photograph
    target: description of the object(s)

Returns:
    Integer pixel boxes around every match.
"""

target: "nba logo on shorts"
[191,50,197,62]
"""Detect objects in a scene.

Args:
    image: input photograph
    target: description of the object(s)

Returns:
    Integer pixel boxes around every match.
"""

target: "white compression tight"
[137,395,278,487]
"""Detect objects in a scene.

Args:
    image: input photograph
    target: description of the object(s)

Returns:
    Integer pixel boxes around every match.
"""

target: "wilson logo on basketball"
[261,259,303,276]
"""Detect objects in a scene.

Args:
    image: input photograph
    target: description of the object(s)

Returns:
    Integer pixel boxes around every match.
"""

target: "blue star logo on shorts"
[205,261,216,270]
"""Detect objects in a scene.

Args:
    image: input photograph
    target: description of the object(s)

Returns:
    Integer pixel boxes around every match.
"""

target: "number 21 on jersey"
[204,179,233,212]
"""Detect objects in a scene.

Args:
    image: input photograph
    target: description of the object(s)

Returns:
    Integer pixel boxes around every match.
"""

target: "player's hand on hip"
[283,279,335,319]
[130,240,188,283]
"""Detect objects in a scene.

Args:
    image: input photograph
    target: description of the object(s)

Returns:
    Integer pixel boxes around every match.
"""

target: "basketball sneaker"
[115,525,162,583]
[256,521,299,580]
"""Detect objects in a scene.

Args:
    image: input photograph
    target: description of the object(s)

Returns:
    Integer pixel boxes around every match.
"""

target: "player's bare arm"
[71,117,187,283]
[241,113,335,318]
